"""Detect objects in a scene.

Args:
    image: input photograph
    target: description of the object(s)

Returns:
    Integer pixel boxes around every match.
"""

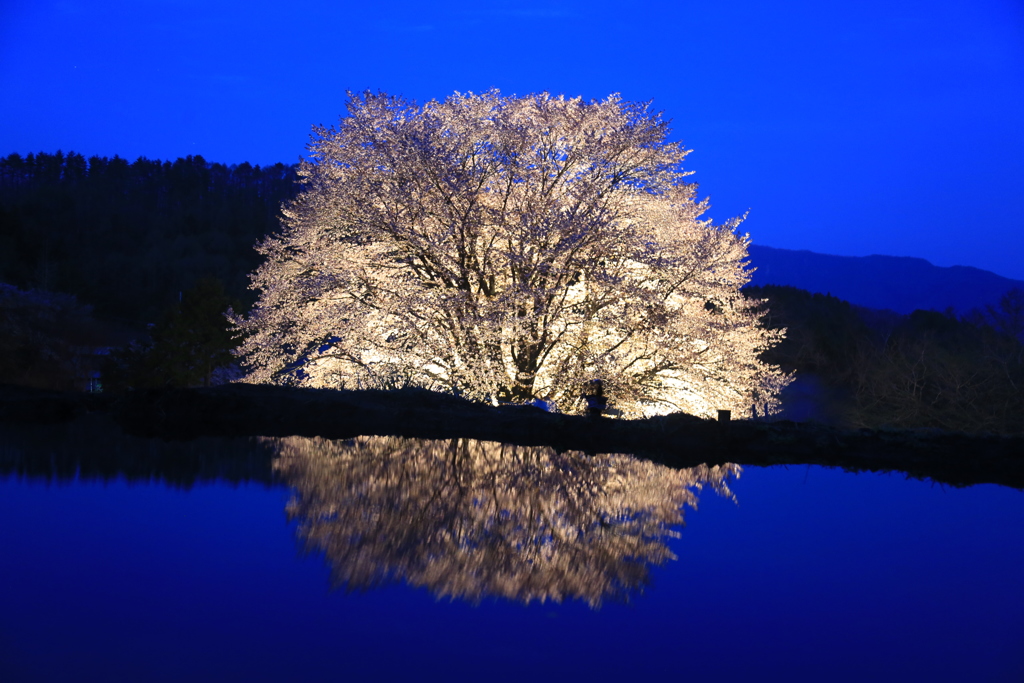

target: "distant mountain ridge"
[746,245,1024,314]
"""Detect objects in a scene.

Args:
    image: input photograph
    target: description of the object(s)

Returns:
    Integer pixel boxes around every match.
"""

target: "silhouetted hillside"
[0,151,297,325]
[747,284,1024,434]
[748,245,1024,314]
[5,152,1016,322]
[4,151,1021,436]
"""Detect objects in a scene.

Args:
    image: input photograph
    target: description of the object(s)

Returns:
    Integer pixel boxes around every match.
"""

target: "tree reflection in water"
[269,436,740,607]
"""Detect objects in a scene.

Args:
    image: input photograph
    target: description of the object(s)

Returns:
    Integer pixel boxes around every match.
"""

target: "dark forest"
[1,151,1020,434]
[0,151,295,323]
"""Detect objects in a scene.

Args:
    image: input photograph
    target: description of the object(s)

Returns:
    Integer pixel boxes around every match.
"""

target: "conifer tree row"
[0,151,297,325]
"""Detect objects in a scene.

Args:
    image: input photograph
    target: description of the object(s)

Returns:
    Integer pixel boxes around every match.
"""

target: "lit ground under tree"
[232,91,789,418]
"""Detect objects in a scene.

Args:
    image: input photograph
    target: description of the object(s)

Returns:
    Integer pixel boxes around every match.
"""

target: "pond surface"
[2,422,1023,682]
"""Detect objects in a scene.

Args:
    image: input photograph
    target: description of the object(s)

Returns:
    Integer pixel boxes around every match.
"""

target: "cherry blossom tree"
[232,90,789,417]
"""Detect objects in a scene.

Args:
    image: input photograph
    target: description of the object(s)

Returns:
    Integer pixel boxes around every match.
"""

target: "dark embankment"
[2,383,1021,489]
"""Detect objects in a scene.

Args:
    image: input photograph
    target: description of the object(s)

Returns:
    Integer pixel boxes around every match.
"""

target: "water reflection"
[269,435,739,607]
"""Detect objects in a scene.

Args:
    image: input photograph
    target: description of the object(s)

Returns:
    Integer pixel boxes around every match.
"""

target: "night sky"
[2,0,1022,279]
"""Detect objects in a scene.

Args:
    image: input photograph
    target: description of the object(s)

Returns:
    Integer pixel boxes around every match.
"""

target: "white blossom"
[232,90,789,417]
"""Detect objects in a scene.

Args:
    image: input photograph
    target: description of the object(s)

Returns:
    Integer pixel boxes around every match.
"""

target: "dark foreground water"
[2,424,1022,682]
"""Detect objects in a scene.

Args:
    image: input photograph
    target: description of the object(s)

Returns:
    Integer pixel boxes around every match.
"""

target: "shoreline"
[2,383,1021,489]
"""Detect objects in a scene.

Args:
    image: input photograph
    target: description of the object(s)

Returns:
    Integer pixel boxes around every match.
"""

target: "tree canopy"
[233,91,789,417]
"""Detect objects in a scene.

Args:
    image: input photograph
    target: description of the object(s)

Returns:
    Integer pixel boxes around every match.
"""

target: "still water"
[2,421,1022,682]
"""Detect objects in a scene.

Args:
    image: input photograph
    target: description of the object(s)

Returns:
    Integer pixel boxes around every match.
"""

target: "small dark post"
[716,409,732,449]
[583,379,608,418]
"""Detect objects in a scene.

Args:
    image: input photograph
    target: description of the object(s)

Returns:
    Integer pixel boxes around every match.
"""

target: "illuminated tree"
[232,91,789,417]
[270,434,740,606]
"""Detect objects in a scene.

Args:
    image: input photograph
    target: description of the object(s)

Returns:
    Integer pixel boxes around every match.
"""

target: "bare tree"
[233,91,788,417]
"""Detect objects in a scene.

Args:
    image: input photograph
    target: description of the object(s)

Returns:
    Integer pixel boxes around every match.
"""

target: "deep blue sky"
[2,0,1023,279]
